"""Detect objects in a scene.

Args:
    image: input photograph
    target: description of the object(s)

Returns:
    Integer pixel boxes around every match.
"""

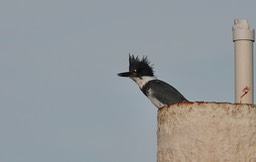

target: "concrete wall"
[157,102,256,162]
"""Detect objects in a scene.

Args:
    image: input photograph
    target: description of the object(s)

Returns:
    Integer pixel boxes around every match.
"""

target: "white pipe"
[233,19,255,104]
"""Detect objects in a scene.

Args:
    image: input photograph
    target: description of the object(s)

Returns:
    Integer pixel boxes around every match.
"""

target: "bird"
[117,54,188,108]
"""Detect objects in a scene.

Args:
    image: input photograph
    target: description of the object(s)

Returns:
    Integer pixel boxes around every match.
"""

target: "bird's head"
[118,54,154,78]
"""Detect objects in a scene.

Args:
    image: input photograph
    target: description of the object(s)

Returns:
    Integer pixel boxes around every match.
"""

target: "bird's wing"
[145,80,187,105]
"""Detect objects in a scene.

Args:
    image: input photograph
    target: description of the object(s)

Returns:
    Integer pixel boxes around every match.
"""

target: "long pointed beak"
[117,72,132,77]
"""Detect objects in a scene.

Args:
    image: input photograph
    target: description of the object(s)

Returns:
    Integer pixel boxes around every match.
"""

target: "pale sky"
[1,1,256,162]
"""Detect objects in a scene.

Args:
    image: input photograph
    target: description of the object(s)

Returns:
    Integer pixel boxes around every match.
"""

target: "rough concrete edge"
[158,101,256,112]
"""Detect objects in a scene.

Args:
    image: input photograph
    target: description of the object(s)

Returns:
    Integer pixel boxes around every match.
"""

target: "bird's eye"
[133,69,137,73]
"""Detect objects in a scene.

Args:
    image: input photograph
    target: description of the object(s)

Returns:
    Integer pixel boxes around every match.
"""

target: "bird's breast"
[146,88,166,108]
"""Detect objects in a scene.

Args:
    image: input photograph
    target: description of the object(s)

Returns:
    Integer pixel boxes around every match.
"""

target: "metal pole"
[232,19,255,104]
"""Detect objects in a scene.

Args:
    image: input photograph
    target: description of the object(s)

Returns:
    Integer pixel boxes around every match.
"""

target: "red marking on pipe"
[240,86,250,103]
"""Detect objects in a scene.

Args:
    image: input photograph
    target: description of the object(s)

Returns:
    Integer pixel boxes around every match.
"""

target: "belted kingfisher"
[118,54,188,108]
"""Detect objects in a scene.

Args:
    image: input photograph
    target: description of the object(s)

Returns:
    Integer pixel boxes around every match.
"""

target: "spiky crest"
[128,54,154,76]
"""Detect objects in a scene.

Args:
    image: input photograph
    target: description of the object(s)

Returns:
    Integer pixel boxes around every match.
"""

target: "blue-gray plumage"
[118,54,188,108]
[141,80,187,108]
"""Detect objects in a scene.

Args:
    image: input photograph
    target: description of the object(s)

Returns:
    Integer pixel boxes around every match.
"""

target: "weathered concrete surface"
[157,102,256,162]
